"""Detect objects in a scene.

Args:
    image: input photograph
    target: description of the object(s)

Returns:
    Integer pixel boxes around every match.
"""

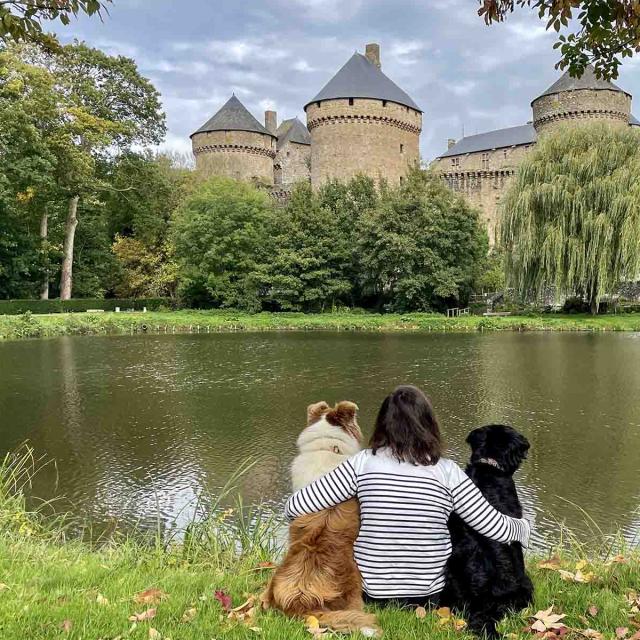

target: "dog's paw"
[361,626,382,638]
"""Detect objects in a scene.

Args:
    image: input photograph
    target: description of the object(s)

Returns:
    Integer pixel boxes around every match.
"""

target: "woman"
[285,385,530,608]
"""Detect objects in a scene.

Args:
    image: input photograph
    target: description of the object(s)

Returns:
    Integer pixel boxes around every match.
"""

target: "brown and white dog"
[262,401,380,637]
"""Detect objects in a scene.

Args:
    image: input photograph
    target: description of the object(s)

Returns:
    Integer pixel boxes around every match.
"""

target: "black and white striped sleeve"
[451,474,531,548]
[284,458,357,520]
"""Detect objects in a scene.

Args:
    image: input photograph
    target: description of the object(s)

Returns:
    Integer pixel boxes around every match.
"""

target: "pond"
[1,332,639,549]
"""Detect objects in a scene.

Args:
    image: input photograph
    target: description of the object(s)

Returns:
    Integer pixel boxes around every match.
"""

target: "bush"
[0,298,176,315]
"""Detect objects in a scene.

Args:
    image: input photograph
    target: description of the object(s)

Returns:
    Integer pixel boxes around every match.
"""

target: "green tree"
[479,1,640,80]
[264,182,352,311]
[358,169,487,312]
[0,1,110,50]
[501,124,640,314]
[172,177,274,311]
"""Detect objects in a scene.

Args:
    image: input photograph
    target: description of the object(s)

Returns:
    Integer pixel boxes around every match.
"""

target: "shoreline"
[1,310,640,342]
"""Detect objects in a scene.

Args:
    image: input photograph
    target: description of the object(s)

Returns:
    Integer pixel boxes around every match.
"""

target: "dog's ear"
[327,401,362,442]
[466,427,487,454]
[307,401,330,426]
[503,430,530,472]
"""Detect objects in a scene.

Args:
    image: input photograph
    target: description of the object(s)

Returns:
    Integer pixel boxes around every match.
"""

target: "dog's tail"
[311,609,381,637]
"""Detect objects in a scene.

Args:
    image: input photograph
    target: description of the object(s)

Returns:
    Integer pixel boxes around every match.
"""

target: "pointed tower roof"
[276,117,311,149]
[534,65,630,101]
[191,95,275,138]
[304,52,421,112]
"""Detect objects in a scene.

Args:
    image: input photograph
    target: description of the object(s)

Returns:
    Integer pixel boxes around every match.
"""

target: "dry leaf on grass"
[251,561,277,571]
[415,606,427,619]
[135,588,168,605]
[96,593,109,605]
[305,614,327,637]
[587,606,599,617]
[578,629,604,640]
[558,569,595,584]
[227,596,258,627]
[0,583,9,592]
[616,628,630,639]
[436,605,467,630]
[529,607,568,633]
[59,619,72,633]
[129,608,157,622]
[538,557,562,570]
[214,589,232,611]
[148,629,161,640]
[181,607,197,623]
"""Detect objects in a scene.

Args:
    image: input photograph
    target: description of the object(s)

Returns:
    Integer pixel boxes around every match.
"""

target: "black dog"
[441,424,534,637]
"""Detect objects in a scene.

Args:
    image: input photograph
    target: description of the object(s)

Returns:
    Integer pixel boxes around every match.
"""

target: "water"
[1,332,639,548]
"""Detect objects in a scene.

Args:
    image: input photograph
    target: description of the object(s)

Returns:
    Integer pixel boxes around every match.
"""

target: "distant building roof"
[439,113,640,158]
[438,123,536,158]
[191,95,275,138]
[276,117,311,148]
[304,52,421,112]
[533,65,630,101]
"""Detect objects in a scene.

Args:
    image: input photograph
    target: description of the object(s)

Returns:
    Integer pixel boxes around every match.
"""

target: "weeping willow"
[500,123,640,313]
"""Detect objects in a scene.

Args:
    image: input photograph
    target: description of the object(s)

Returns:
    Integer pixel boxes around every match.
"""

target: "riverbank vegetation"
[1,449,639,639]
[2,310,640,341]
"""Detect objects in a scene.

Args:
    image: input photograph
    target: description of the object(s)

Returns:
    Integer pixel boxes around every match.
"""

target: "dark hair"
[370,385,442,466]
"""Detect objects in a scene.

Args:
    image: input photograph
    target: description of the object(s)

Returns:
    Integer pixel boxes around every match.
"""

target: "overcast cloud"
[63,0,640,162]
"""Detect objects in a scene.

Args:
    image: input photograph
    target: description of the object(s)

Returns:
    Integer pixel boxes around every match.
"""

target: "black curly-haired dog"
[441,424,534,638]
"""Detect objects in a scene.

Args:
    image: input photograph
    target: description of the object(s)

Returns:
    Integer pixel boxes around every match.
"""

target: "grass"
[2,309,640,341]
[0,449,639,640]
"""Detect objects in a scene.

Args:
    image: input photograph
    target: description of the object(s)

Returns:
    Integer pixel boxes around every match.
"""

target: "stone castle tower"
[305,43,422,188]
[531,66,632,135]
[191,95,277,184]
[434,65,638,243]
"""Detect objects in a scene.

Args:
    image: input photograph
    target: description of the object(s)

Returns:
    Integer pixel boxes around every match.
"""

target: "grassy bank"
[2,309,640,341]
[1,452,639,640]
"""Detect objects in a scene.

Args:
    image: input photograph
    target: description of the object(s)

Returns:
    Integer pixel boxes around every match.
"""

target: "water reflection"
[0,332,639,546]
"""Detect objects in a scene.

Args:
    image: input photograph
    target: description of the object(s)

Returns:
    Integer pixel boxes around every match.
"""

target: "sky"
[63,0,640,162]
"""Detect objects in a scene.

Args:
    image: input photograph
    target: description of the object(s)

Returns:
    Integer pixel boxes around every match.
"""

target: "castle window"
[400,143,404,154]
[382,100,387,107]
[451,157,460,168]
[481,153,490,170]
[316,101,321,108]
[349,98,354,106]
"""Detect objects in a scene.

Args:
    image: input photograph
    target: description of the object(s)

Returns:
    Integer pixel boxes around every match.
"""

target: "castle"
[433,66,638,243]
[191,43,421,190]
[191,45,637,241]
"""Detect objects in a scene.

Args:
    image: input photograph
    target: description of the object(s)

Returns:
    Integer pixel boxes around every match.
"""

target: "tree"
[0,1,110,50]
[500,124,640,314]
[357,168,488,312]
[479,1,640,80]
[172,177,274,311]
[264,182,352,311]
[35,42,166,299]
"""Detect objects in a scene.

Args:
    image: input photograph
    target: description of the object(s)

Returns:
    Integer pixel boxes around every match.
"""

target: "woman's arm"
[284,458,357,520]
[451,475,531,547]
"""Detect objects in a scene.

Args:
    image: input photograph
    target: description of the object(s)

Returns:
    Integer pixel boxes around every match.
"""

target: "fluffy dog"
[441,424,534,638]
[262,401,380,636]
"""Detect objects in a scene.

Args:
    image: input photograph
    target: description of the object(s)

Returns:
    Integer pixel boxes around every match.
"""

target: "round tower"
[191,95,276,184]
[531,65,632,136]
[305,43,422,188]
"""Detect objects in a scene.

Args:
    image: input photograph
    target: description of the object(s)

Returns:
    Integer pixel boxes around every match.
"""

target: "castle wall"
[192,130,276,184]
[532,89,631,135]
[306,98,422,188]
[274,140,310,187]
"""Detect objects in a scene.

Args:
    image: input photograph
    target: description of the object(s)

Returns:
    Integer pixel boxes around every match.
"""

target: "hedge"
[0,298,176,315]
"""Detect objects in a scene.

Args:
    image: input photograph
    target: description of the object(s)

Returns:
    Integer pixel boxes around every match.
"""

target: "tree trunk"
[590,295,599,316]
[40,211,49,300]
[60,195,79,301]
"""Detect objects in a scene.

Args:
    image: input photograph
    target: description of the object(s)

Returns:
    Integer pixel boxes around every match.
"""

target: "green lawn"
[2,309,640,341]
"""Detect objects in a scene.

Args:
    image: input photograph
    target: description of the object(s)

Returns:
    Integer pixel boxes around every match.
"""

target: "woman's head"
[370,385,442,466]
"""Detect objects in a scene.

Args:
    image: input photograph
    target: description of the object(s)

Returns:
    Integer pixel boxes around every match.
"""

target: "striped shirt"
[285,448,531,599]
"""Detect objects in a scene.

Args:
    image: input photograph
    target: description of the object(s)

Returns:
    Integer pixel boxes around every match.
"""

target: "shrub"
[0,298,175,315]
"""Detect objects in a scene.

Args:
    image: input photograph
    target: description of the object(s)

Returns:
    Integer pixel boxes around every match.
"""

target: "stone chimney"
[447,138,456,149]
[265,110,277,135]
[365,43,381,69]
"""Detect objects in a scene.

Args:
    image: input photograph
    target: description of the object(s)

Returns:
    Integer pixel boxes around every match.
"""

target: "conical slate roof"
[191,95,275,138]
[534,65,630,101]
[305,53,421,112]
[276,117,311,149]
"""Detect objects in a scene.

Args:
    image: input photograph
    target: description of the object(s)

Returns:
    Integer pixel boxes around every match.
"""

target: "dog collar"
[477,457,504,471]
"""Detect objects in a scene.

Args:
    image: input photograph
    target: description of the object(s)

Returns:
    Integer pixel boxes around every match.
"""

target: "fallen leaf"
[617,628,630,639]
[538,556,562,570]
[305,615,327,637]
[148,629,161,640]
[249,627,262,634]
[415,606,427,619]
[230,596,256,614]
[0,583,9,592]
[453,618,467,631]
[629,632,640,640]
[255,561,276,570]
[436,607,452,619]
[135,588,168,605]
[181,608,197,623]
[129,608,157,622]
[610,555,628,565]
[60,619,72,633]
[96,593,109,605]
[530,607,568,633]
[576,560,588,571]
[588,606,599,617]
[574,570,595,583]
[214,589,232,611]
[579,629,604,640]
